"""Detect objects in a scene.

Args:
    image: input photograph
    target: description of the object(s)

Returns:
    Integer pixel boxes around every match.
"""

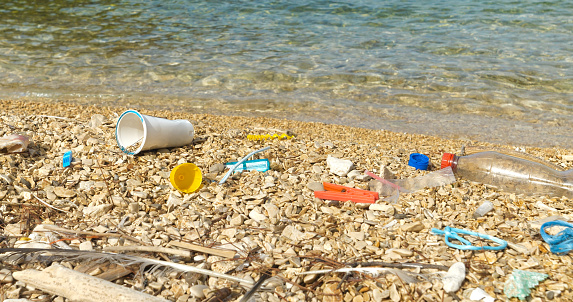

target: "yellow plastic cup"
[169,163,202,193]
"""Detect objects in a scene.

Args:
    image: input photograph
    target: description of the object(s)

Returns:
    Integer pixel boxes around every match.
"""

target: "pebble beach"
[0,98,572,302]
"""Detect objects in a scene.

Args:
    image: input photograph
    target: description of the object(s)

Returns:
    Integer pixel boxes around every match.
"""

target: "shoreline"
[1,98,572,301]
[5,94,572,150]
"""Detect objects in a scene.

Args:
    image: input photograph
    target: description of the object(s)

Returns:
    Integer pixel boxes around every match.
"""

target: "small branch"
[103,245,191,258]
[346,261,449,271]
[167,241,236,259]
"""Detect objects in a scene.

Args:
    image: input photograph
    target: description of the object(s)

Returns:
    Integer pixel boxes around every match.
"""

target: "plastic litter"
[504,269,548,300]
[441,150,573,198]
[169,163,202,193]
[539,220,573,255]
[366,167,456,203]
[408,153,429,170]
[247,133,294,141]
[115,110,194,155]
[390,166,455,191]
[469,288,495,302]
[314,182,379,204]
[442,262,466,293]
[0,134,30,153]
[225,159,270,173]
[63,151,72,168]
[472,200,494,218]
[219,146,271,184]
[431,226,508,251]
[365,170,407,203]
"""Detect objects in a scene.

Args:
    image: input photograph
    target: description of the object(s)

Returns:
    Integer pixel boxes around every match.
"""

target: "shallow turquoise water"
[0,0,572,147]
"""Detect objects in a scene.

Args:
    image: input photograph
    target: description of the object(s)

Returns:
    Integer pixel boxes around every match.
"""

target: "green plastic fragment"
[504,269,549,300]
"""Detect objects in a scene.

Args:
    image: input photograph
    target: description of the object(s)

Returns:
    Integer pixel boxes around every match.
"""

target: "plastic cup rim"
[116,110,147,155]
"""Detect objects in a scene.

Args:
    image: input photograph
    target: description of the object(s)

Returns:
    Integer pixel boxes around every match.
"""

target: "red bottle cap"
[441,153,455,169]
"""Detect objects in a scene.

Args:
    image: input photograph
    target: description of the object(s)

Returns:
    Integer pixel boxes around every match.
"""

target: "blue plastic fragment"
[408,153,429,170]
[540,220,573,255]
[225,159,270,173]
[63,151,72,168]
[431,226,508,251]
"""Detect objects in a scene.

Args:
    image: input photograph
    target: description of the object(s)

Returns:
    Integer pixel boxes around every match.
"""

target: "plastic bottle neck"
[441,153,459,171]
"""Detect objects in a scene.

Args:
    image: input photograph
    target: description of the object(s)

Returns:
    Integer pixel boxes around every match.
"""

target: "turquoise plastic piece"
[504,269,548,300]
[63,151,72,167]
[219,146,271,184]
[225,158,270,173]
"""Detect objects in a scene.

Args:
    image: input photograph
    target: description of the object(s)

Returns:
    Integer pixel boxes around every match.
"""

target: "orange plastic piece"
[314,182,379,204]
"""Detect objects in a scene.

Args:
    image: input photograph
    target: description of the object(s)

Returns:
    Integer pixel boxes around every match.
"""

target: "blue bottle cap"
[408,153,429,170]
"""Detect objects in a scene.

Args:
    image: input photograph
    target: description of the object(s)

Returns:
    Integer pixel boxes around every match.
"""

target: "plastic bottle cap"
[441,153,455,169]
[170,163,202,193]
[408,153,430,170]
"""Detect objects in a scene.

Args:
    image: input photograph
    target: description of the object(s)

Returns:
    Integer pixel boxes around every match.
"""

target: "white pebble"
[326,155,354,177]
[189,284,209,299]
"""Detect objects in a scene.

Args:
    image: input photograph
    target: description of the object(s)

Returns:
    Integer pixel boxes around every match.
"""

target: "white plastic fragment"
[473,201,494,218]
[469,287,495,302]
[442,262,466,293]
[326,155,354,177]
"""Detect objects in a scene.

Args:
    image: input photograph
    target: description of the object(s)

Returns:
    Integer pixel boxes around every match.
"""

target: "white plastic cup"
[115,110,194,155]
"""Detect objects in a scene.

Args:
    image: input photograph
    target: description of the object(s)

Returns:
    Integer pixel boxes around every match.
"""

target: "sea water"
[0,0,571,148]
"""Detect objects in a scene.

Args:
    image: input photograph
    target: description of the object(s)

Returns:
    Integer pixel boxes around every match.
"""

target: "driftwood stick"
[346,261,449,271]
[13,263,168,302]
[168,241,236,259]
[103,245,191,258]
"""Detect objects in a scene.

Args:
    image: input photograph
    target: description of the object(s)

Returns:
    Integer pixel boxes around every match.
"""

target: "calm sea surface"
[1,0,572,148]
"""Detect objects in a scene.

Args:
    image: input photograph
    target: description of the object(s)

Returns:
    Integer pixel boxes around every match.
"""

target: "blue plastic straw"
[219,146,271,184]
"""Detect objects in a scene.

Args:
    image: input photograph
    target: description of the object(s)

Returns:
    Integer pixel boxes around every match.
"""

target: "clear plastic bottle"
[441,151,573,199]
